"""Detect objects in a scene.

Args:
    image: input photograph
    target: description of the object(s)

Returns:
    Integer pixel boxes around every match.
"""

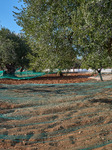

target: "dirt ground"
[0,73,93,85]
[0,73,112,150]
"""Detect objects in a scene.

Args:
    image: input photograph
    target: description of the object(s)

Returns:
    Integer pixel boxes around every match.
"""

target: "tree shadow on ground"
[32,74,91,80]
[90,98,112,104]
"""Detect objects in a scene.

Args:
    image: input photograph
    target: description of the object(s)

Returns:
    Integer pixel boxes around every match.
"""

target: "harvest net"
[0,80,112,149]
[0,70,47,80]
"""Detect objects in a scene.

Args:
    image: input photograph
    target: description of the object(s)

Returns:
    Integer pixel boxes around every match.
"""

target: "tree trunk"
[20,66,24,72]
[57,70,63,77]
[59,71,63,77]
[97,69,103,81]
[3,64,16,76]
[20,66,24,75]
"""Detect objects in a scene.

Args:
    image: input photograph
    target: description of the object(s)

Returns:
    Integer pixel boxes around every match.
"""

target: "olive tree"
[72,0,112,80]
[0,28,30,76]
[13,0,82,74]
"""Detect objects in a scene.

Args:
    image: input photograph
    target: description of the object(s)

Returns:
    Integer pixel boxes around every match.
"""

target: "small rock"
[79,131,83,134]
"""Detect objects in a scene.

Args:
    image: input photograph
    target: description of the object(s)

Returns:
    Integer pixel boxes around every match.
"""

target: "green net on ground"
[0,80,112,149]
[0,70,48,79]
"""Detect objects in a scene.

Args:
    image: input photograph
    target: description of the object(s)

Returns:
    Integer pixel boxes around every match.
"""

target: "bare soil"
[0,73,93,85]
[0,73,112,150]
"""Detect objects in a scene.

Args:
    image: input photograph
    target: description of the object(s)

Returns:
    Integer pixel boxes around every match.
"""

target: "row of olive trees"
[0,27,80,76]
[0,0,111,80]
[13,0,111,80]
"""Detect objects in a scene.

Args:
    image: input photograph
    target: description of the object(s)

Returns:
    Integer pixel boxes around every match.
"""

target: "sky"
[0,0,24,33]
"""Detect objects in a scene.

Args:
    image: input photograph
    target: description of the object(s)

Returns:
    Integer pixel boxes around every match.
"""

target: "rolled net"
[0,70,48,79]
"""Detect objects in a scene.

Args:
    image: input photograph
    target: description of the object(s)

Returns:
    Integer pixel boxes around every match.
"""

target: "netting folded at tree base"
[0,70,46,80]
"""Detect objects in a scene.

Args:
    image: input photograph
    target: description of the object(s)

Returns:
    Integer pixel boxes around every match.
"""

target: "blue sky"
[0,0,24,33]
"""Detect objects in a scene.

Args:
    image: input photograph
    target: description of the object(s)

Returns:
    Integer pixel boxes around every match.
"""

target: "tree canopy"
[72,0,112,59]
[14,0,112,78]
[0,28,30,75]
[72,0,112,80]
[14,0,82,72]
